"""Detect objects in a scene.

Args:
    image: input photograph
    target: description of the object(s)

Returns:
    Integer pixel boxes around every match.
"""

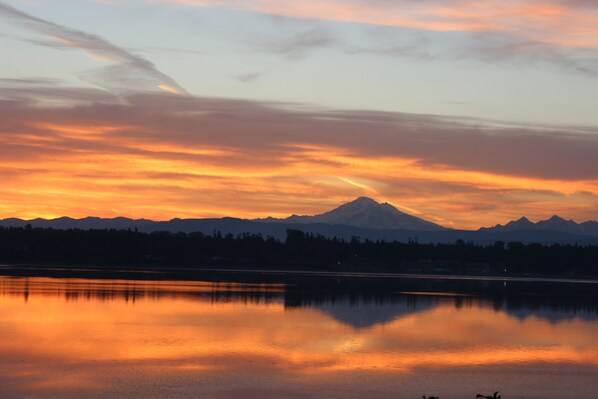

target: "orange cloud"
[1,87,598,229]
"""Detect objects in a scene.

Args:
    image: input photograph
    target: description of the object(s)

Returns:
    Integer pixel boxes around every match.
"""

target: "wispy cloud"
[233,72,263,83]
[257,28,336,60]
[0,77,63,86]
[157,0,598,48]
[344,26,598,76]
[0,1,188,95]
[152,0,598,76]
[459,32,598,76]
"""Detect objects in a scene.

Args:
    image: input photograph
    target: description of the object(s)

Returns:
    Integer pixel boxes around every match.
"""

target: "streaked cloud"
[1,82,597,228]
[148,0,598,76]
[0,1,188,95]
[257,28,336,60]
[348,28,598,76]
[233,72,263,83]
[159,0,598,48]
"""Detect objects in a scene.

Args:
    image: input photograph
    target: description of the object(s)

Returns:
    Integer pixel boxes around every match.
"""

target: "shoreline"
[2,263,598,285]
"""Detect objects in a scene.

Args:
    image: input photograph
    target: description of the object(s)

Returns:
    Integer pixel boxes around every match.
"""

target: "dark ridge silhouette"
[1,217,597,245]
[481,215,598,236]
[2,197,598,244]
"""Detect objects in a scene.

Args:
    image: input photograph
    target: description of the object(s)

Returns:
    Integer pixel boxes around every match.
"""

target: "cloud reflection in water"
[0,276,597,398]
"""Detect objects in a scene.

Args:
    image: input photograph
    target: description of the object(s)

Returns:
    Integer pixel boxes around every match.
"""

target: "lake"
[0,270,597,399]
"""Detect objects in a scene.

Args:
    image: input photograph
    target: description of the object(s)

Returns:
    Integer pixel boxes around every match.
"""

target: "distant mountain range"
[480,215,598,236]
[1,197,597,244]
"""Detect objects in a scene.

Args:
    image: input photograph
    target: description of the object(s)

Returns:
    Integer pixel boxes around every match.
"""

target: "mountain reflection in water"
[0,274,597,399]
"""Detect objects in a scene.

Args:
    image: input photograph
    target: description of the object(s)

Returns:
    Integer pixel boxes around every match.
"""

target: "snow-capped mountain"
[261,197,446,231]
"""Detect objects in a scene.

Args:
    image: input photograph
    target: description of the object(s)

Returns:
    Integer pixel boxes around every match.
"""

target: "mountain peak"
[255,197,445,231]
[338,197,381,211]
[479,215,535,232]
[278,197,446,231]
[511,216,533,225]
[352,197,378,204]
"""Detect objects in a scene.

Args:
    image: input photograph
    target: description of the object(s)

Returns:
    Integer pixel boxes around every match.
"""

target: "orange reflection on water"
[0,276,597,398]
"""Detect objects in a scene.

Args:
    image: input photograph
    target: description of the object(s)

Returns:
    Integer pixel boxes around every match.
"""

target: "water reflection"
[0,275,597,399]
[0,277,285,301]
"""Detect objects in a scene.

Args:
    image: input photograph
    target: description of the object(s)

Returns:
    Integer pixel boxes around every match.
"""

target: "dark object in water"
[422,396,440,399]
[476,392,501,399]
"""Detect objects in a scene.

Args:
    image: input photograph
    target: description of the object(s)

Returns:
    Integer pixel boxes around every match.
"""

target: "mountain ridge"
[2,197,598,243]
[480,215,598,236]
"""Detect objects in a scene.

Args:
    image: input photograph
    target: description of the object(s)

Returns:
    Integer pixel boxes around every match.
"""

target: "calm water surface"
[0,274,597,399]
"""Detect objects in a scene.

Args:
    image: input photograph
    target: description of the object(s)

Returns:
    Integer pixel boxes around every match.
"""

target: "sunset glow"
[1,0,598,228]
[1,104,597,228]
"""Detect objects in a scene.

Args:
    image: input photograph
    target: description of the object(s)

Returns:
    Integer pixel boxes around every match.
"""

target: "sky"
[0,0,597,229]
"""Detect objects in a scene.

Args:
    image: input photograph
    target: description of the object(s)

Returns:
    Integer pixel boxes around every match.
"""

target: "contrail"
[0,1,188,95]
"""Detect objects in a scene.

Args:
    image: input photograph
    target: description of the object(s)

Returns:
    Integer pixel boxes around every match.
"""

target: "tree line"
[0,226,597,277]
